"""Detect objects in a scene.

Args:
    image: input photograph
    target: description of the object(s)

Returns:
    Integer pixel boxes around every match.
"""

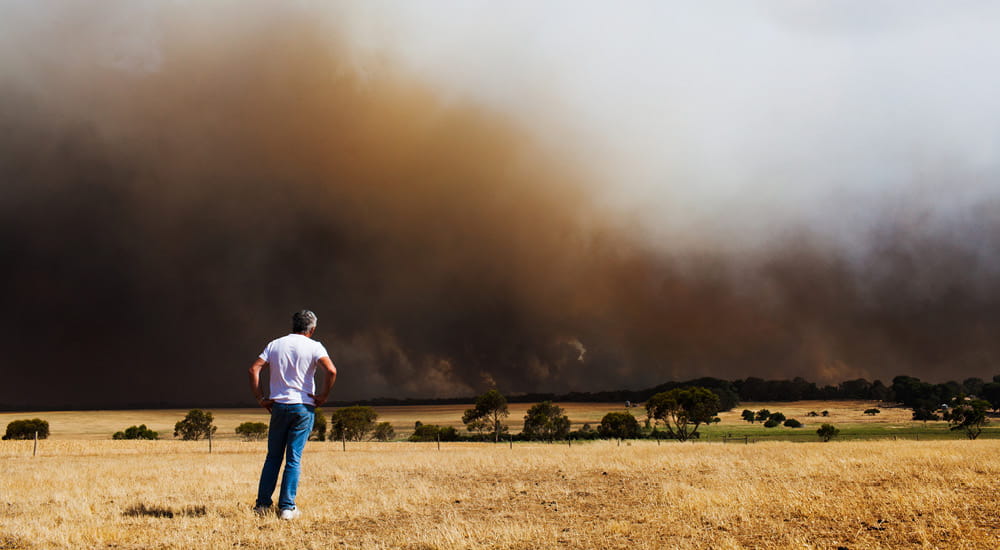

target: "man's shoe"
[278,507,301,520]
[253,505,271,517]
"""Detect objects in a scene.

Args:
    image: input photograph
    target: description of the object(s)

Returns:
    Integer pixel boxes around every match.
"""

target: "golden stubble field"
[1,437,999,549]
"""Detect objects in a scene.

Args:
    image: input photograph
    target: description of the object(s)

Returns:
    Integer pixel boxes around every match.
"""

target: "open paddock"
[1,438,999,549]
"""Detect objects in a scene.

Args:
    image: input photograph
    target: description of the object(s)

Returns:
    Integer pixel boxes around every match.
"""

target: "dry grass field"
[2,402,997,548]
[1,438,999,549]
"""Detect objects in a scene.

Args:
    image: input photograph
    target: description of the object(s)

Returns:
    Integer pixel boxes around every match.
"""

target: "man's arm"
[248,357,275,413]
[308,357,337,406]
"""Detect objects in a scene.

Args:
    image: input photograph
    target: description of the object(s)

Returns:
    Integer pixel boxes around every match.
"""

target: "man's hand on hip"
[258,398,275,413]
[308,393,328,407]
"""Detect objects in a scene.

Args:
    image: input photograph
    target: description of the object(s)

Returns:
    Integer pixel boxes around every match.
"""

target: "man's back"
[259,333,328,404]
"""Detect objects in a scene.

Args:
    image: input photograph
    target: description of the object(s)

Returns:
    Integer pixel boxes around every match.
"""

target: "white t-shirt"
[259,333,330,405]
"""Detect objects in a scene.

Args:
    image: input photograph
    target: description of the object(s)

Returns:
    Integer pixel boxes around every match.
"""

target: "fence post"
[436,432,440,451]
[342,432,346,452]
[33,431,38,457]
[509,436,512,450]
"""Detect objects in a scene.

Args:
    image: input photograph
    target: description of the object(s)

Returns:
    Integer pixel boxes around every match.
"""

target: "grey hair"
[292,310,317,333]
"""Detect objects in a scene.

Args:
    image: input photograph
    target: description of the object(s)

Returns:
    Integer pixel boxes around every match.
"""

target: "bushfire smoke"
[2,3,999,408]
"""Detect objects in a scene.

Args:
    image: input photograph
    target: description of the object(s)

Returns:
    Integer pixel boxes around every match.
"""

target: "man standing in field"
[248,310,337,520]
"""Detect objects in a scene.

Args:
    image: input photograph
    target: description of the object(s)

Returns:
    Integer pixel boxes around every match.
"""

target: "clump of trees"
[329,406,378,441]
[235,422,268,441]
[174,410,217,440]
[522,401,571,441]
[113,424,158,440]
[744,409,798,428]
[462,390,509,442]
[645,387,720,441]
[3,419,49,440]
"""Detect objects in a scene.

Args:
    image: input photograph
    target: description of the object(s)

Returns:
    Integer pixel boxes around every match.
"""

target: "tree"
[768,412,786,423]
[235,422,268,441]
[981,382,1000,412]
[783,418,802,428]
[174,410,217,440]
[329,406,378,441]
[912,407,940,422]
[371,422,395,442]
[113,424,158,440]
[2,418,49,440]
[763,418,779,428]
[645,387,720,442]
[462,390,509,442]
[598,412,640,439]
[741,409,756,423]
[816,423,839,442]
[863,408,880,416]
[807,411,819,417]
[311,408,327,441]
[755,409,771,423]
[522,401,571,441]
[943,398,990,440]
[821,410,829,417]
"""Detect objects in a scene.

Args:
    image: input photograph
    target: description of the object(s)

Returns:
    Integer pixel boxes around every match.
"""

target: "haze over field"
[2,2,1000,408]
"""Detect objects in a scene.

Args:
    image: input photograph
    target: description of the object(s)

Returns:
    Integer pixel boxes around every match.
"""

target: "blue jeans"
[256,403,315,510]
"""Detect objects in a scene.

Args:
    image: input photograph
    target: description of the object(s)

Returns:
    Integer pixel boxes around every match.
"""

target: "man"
[248,310,337,520]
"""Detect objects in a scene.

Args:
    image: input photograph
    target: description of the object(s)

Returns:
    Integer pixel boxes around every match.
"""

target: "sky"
[1,2,999,408]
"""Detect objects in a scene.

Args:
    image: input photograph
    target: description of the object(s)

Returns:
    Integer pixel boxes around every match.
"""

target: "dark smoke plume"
[1,4,999,408]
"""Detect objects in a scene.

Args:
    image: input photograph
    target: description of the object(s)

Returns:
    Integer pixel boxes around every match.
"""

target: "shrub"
[763,418,779,428]
[783,418,802,428]
[754,409,771,423]
[113,424,159,440]
[912,407,940,422]
[863,408,880,416]
[408,424,459,442]
[821,410,829,417]
[2,419,49,440]
[235,422,268,441]
[174,410,217,440]
[310,408,327,441]
[806,411,819,417]
[741,409,756,423]
[372,422,395,441]
[817,423,839,442]
[598,412,640,439]
[768,412,786,423]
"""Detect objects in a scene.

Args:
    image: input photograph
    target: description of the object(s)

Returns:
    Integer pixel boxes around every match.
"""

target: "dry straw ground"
[2,436,999,549]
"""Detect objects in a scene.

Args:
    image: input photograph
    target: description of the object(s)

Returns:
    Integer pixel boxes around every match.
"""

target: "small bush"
[2,419,49,440]
[598,412,641,439]
[821,410,830,417]
[113,424,158,440]
[235,422,268,441]
[806,411,819,417]
[763,419,779,428]
[783,418,802,428]
[768,412,786,423]
[408,424,460,442]
[863,408,881,416]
